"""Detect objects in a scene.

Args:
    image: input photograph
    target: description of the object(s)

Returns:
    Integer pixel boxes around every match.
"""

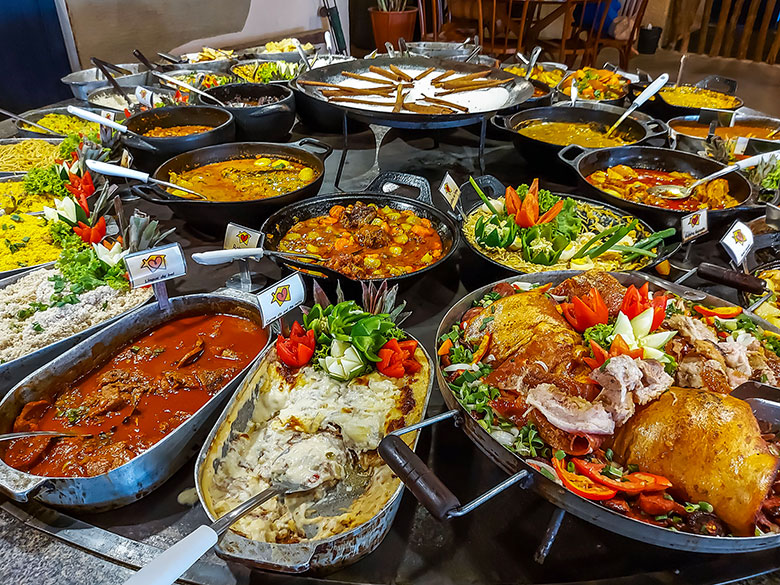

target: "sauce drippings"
[3,314,267,477]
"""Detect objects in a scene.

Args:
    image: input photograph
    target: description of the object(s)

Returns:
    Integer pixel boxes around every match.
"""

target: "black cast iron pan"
[458,175,680,283]
[492,105,668,172]
[379,271,780,555]
[291,56,535,130]
[132,139,333,236]
[558,145,762,230]
[628,75,742,121]
[260,172,460,290]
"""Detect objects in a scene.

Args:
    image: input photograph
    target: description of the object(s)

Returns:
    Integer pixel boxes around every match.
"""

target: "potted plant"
[369,0,418,52]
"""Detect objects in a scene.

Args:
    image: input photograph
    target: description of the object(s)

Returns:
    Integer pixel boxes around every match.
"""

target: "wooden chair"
[594,0,649,70]
[418,0,514,55]
[508,0,613,67]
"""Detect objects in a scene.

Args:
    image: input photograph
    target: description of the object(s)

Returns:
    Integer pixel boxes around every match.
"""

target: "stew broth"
[3,313,267,477]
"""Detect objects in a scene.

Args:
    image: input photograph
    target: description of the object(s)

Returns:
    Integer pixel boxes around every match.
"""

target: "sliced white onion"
[527,459,563,485]
[736,332,756,347]
[512,281,535,291]
[443,362,478,373]
[549,293,568,302]
[492,430,515,447]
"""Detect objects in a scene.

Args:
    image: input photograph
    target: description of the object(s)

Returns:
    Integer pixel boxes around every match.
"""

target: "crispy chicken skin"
[611,387,779,536]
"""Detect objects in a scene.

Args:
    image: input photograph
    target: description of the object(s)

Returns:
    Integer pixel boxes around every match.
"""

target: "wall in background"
[0,0,72,113]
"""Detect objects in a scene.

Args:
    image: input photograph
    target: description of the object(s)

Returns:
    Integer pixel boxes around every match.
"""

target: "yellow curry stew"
[167,156,317,202]
[516,120,633,148]
[659,86,740,109]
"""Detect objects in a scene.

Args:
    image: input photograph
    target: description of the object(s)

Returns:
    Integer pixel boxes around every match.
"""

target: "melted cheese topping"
[204,348,429,543]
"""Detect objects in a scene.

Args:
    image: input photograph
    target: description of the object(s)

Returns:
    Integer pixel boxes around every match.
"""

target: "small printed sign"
[439,172,461,210]
[224,223,263,250]
[135,86,155,108]
[720,220,754,267]
[99,110,116,144]
[256,273,306,328]
[120,149,134,169]
[733,136,749,156]
[124,243,187,288]
[681,209,708,243]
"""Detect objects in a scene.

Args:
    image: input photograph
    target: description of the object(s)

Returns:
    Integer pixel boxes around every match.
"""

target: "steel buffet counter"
[0,113,779,585]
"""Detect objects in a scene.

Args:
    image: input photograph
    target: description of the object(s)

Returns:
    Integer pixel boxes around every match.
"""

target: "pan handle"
[365,172,433,205]
[460,175,506,211]
[695,75,738,95]
[696,262,766,294]
[0,467,49,502]
[293,137,333,162]
[644,119,669,142]
[131,184,177,205]
[490,114,511,131]
[557,144,586,168]
[378,410,532,520]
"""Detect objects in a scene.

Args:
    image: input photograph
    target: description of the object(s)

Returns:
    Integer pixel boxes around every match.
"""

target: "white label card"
[120,149,134,168]
[224,223,263,250]
[135,86,155,108]
[124,243,187,288]
[720,220,754,266]
[681,209,708,243]
[439,172,461,210]
[256,273,306,328]
[99,110,116,144]
[733,136,749,156]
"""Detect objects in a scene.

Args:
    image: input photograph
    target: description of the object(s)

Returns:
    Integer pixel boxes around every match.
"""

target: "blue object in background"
[0,0,72,113]
[574,0,621,36]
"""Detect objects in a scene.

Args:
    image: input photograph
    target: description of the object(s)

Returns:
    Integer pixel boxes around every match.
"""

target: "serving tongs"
[523,46,542,81]
[91,57,135,110]
[151,71,227,107]
[649,152,779,199]
[0,106,63,137]
[192,247,350,280]
[65,105,159,153]
[732,381,780,425]
[85,160,208,200]
[157,52,186,65]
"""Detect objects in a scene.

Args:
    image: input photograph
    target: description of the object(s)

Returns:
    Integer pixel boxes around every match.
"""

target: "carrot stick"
[538,200,565,224]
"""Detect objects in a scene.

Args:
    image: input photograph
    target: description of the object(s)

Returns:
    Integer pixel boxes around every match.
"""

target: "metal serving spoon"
[86,160,208,200]
[151,71,227,108]
[0,430,93,442]
[648,151,779,199]
[570,82,578,106]
[0,106,63,136]
[524,46,542,81]
[66,105,159,153]
[192,247,321,264]
[605,73,669,137]
[122,478,320,585]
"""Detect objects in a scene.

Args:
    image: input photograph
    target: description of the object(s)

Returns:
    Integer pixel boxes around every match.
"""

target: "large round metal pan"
[121,105,235,172]
[0,292,272,511]
[492,105,668,169]
[628,76,742,121]
[558,144,762,230]
[136,139,332,236]
[459,175,680,279]
[60,63,149,101]
[194,336,434,573]
[15,106,105,139]
[380,271,780,554]
[554,70,629,107]
[291,56,535,130]
[260,172,460,290]
[669,114,780,155]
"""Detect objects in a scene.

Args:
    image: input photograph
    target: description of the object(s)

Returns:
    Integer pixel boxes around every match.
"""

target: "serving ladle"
[648,151,779,199]
[0,106,63,136]
[65,105,159,152]
[151,71,228,108]
[605,73,669,137]
[85,160,208,200]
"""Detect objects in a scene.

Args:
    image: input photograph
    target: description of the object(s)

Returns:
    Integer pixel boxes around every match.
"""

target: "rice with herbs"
[463,202,655,273]
[0,267,151,363]
[0,215,61,272]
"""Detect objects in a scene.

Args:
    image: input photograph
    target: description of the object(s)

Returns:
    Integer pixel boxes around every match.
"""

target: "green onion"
[567,461,575,473]
[538,467,557,482]
[588,219,637,259]
[604,448,613,461]
[627,463,639,473]
[469,177,500,216]
[614,245,658,258]
[554,450,566,460]
[654,514,668,521]
[699,501,714,513]
[572,224,621,259]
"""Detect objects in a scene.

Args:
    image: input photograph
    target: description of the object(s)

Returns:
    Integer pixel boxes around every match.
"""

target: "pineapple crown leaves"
[301,279,411,324]
[122,211,176,253]
[88,183,117,227]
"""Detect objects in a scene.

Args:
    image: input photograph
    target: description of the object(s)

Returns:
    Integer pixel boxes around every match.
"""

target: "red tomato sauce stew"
[3,314,268,477]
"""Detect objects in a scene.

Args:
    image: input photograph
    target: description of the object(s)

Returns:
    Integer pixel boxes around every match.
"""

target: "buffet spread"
[3,36,780,585]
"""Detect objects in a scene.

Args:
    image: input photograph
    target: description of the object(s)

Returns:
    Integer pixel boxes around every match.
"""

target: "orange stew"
[2,314,267,477]
[278,202,445,279]
[586,165,740,211]
[670,120,780,140]
[145,124,213,137]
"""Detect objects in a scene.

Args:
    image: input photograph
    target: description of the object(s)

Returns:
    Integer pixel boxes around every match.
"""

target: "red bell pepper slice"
[376,338,421,378]
[504,186,521,215]
[552,457,617,501]
[470,334,491,364]
[560,287,609,332]
[572,459,648,495]
[693,305,742,319]
[537,199,564,224]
